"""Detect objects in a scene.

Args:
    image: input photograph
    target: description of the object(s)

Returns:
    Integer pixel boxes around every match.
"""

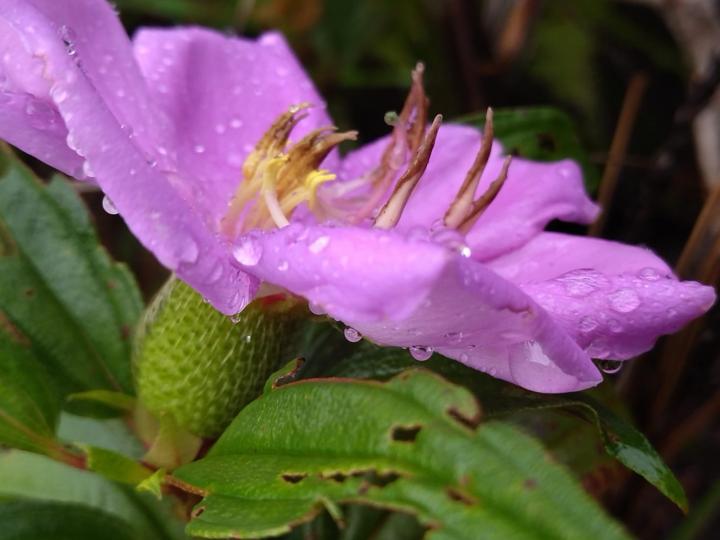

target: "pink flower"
[0,0,714,392]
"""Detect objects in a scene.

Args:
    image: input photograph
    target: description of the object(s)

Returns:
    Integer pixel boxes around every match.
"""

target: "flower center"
[221,66,511,240]
[220,103,357,237]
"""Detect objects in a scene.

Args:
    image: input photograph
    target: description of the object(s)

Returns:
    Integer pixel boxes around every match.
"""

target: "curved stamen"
[444,107,495,229]
[456,155,512,233]
[374,114,443,229]
[350,63,429,223]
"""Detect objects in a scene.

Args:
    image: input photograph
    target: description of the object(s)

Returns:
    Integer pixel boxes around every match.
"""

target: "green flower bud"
[134,277,303,438]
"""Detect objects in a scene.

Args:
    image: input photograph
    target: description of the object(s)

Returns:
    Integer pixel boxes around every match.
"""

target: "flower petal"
[487,232,673,283]
[132,28,336,223]
[522,268,715,361]
[237,224,601,392]
[488,232,716,359]
[0,0,256,313]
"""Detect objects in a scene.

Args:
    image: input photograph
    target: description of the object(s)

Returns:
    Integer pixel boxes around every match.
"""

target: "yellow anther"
[221,104,356,236]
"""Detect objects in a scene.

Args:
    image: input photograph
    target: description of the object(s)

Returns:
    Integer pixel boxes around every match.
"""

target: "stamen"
[444,107,495,229]
[221,103,356,235]
[456,155,512,233]
[374,114,443,229]
[351,63,429,223]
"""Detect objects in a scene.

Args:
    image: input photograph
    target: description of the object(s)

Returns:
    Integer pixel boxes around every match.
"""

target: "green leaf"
[173,370,629,540]
[0,146,142,405]
[459,107,599,192]
[0,500,137,540]
[0,334,60,454]
[0,450,188,540]
[326,344,687,511]
[68,390,136,413]
[82,445,154,485]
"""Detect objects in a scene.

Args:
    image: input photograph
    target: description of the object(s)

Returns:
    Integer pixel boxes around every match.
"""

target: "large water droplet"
[232,237,263,266]
[409,346,433,362]
[179,237,199,264]
[344,327,362,343]
[309,236,330,254]
[578,316,598,334]
[598,360,623,374]
[639,267,661,281]
[102,195,118,215]
[608,288,640,313]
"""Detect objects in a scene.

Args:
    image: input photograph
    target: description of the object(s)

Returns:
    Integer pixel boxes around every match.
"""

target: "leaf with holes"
[0,145,142,408]
[459,107,599,192]
[326,343,688,511]
[173,369,630,540]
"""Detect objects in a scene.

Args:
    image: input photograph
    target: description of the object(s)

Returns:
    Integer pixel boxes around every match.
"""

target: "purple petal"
[0,0,256,313]
[487,232,673,283]
[337,124,599,259]
[237,224,601,392]
[490,233,715,360]
[133,28,336,223]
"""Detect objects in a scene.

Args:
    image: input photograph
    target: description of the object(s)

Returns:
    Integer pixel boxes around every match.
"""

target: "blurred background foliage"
[69,1,716,538]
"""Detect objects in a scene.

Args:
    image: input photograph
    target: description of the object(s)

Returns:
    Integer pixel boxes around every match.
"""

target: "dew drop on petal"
[102,195,118,215]
[598,360,623,374]
[179,237,199,264]
[81,160,94,178]
[409,346,433,362]
[343,327,362,343]
[308,301,325,315]
[639,267,661,281]
[207,265,223,284]
[193,144,205,154]
[277,260,289,271]
[578,316,598,334]
[232,237,263,266]
[309,236,330,254]
[608,288,640,313]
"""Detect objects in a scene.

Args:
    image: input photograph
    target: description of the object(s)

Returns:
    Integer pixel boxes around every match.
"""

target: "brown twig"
[589,73,649,236]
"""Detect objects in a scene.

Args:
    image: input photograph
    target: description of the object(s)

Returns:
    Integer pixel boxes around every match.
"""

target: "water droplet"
[639,267,661,281]
[444,331,463,344]
[607,318,622,333]
[102,195,118,215]
[230,118,243,129]
[214,123,226,134]
[557,269,606,298]
[608,288,640,313]
[459,352,469,362]
[179,237,199,264]
[207,265,223,283]
[193,144,205,154]
[459,245,472,258]
[230,313,242,324]
[82,160,94,178]
[409,346,433,362]
[308,301,325,315]
[232,237,263,266]
[578,316,598,334]
[344,327,362,343]
[309,236,330,254]
[598,360,623,374]
[277,260,289,271]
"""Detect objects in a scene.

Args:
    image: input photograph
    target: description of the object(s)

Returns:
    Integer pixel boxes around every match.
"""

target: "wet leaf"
[173,369,629,540]
[0,334,61,454]
[0,145,142,409]
[326,344,687,511]
[0,500,137,540]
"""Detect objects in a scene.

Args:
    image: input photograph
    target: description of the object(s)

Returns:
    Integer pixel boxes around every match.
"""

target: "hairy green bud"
[134,278,302,438]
